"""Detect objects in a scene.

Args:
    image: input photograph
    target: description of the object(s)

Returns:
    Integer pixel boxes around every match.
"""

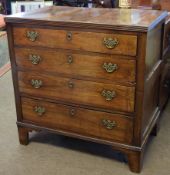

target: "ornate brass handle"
[34,106,46,116]
[101,89,116,101]
[103,38,119,49]
[29,54,41,65]
[69,108,76,117]
[67,55,73,64]
[31,79,42,89]
[67,31,72,41]
[26,31,38,42]
[102,119,117,130]
[103,63,118,73]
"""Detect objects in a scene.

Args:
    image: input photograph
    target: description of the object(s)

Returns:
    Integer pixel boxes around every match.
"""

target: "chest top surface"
[5,6,167,32]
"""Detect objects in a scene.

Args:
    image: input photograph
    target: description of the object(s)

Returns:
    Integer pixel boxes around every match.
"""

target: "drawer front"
[15,48,136,83]
[13,27,137,56]
[21,97,133,144]
[18,71,135,112]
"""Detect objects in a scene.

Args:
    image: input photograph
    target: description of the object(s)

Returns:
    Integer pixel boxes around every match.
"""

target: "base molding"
[17,121,141,151]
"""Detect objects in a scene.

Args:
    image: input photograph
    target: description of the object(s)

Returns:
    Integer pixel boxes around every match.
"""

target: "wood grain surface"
[21,97,133,144]
[5,6,168,32]
[13,27,137,56]
[15,47,136,83]
[18,71,135,113]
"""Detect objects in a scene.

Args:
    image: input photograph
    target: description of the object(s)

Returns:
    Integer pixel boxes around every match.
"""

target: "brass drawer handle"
[26,31,38,42]
[29,54,41,65]
[67,31,72,41]
[31,79,42,89]
[34,106,46,116]
[67,55,73,64]
[103,63,118,73]
[101,89,116,101]
[103,38,119,49]
[69,108,76,117]
[68,81,74,88]
[102,119,117,130]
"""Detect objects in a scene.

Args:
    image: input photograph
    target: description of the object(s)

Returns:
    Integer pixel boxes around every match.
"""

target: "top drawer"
[13,27,137,56]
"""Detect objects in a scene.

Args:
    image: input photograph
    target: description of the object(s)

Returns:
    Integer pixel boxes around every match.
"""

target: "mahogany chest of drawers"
[5,6,167,173]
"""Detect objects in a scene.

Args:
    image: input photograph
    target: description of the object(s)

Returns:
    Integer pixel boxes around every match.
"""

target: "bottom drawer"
[21,97,133,144]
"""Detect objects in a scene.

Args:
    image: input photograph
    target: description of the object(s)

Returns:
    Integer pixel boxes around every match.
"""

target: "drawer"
[21,97,133,144]
[13,27,137,56]
[15,48,136,83]
[18,71,135,112]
